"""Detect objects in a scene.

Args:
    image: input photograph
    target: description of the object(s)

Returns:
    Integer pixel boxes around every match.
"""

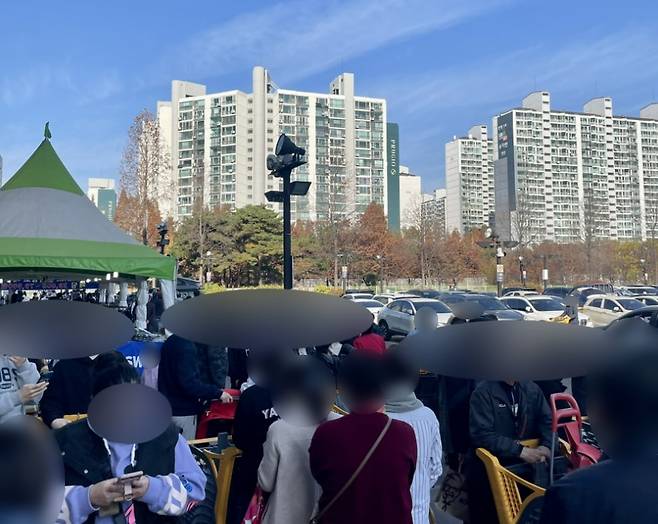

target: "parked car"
[616,285,658,297]
[604,305,658,331]
[372,293,417,305]
[502,287,538,296]
[569,286,609,306]
[343,288,375,296]
[503,290,540,297]
[582,295,645,327]
[501,295,591,326]
[544,286,573,299]
[636,296,658,306]
[352,298,385,322]
[440,293,525,321]
[377,298,453,339]
[341,293,374,301]
[405,289,443,299]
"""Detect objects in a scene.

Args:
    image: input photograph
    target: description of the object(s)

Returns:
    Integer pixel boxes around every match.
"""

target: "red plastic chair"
[549,392,602,480]
[196,388,240,439]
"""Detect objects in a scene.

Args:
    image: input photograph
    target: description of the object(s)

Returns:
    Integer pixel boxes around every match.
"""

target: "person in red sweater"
[352,323,386,355]
[309,352,417,524]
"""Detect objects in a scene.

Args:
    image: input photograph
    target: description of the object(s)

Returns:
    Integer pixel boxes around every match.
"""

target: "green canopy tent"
[0,127,176,326]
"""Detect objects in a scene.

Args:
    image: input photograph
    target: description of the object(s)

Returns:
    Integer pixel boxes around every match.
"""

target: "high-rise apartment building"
[398,165,422,229]
[158,66,388,222]
[445,125,494,234]
[87,178,117,221]
[421,188,447,236]
[493,92,658,243]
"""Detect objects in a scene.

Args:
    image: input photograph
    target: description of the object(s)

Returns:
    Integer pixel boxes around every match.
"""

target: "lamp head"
[275,134,305,156]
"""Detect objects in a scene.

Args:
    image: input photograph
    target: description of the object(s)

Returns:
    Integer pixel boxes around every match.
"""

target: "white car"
[352,299,385,322]
[372,293,417,305]
[341,293,373,301]
[501,295,592,325]
[377,298,453,339]
[503,290,540,297]
[582,295,645,327]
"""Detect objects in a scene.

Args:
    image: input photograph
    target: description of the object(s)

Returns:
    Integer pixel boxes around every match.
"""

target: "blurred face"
[416,307,438,331]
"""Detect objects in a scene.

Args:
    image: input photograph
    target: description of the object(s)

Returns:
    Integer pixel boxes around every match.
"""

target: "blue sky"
[2,0,658,192]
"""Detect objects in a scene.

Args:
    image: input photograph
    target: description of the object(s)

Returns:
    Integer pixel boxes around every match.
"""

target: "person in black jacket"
[467,380,552,524]
[197,344,228,388]
[157,334,232,439]
[227,350,282,524]
[540,350,658,524]
[39,356,95,429]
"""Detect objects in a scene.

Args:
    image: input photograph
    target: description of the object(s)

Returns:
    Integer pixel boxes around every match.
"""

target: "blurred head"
[91,351,139,397]
[247,348,292,389]
[0,417,63,524]
[338,352,387,413]
[415,307,437,332]
[588,349,658,457]
[383,350,419,402]
[272,356,336,426]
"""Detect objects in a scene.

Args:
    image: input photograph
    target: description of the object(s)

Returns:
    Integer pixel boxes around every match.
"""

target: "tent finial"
[44,122,52,140]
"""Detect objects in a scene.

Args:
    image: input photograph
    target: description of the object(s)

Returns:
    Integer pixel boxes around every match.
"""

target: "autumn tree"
[118,110,170,245]
[114,189,162,247]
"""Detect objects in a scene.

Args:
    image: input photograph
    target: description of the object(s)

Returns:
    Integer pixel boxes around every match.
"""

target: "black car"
[544,286,572,299]
[440,293,525,321]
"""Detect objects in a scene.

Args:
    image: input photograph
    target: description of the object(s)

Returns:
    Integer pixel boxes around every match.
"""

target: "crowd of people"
[0,301,656,524]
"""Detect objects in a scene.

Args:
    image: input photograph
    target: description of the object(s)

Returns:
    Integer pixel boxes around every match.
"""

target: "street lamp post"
[640,258,648,285]
[265,134,310,290]
[518,256,526,287]
[476,233,518,297]
[376,255,384,294]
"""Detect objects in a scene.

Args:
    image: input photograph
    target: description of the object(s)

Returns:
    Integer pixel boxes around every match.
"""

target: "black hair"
[384,350,420,391]
[338,352,386,405]
[91,351,139,397]
[589,349,658,446]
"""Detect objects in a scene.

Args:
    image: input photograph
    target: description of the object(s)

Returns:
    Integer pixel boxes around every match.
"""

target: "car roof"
[353,298,382,304]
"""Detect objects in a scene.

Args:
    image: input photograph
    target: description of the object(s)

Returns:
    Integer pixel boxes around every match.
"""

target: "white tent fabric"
[119,282,129,308]
[135,280,148,330]
[0,187,137,243]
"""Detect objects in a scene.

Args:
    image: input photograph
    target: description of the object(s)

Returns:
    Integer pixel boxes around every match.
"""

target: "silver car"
[378,298,453,339]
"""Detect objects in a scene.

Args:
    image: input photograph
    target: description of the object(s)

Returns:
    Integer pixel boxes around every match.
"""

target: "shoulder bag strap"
[310,416,392,524]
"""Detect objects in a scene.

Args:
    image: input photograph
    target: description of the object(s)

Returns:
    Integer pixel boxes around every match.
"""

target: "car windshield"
[357,300,384,308]
[465,296,507,310]
[617,299,645,311]
[411,301,451,313]
[528,298,565,311]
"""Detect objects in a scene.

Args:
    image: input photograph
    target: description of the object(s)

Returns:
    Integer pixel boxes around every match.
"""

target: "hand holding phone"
[116,471,144,502]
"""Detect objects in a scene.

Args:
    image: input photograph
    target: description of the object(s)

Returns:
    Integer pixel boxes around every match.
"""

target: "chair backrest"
[203,446,242,524]
[476,447,545,524]
[331,403,348,416]
[63,414,87,422]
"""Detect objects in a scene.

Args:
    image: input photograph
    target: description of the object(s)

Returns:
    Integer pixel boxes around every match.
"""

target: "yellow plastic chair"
[203,446,242,524]
[331,403,349,416]
[63,413,87,422]
[476,441,546,524]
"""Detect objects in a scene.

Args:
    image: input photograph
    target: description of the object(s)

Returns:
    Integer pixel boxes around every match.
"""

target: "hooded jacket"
[56,421,205,524]
[0,356,40,423]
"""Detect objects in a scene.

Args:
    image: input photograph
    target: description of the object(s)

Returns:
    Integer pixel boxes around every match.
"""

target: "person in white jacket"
[385,351,442,524]
[0,355,46,423]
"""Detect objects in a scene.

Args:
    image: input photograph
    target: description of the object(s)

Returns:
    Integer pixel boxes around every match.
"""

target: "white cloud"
[374,29,658,117]
[158,0,509,84]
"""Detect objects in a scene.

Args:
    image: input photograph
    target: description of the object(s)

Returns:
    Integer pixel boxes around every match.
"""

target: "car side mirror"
[525,306,532,312]
[613,306,621,312]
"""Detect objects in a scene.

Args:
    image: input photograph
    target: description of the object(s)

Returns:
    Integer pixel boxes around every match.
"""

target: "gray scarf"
[385,391,423,413]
